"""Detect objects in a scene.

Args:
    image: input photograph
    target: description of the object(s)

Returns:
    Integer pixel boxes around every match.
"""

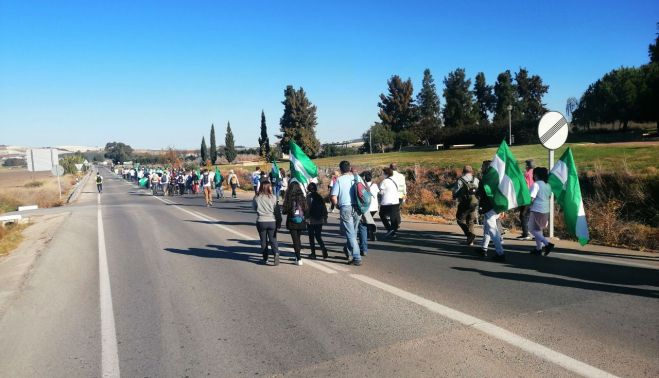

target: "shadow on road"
[163,245,261,265]
[452,267,659,299]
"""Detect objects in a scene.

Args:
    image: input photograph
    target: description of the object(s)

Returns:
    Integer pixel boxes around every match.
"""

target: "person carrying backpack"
[453,165,480,246]
[227,170,239,198]
[283,181,307,265]
[305,182,328,259]
[379,167,400,239]
[96,172,103,193]
[214,170,224,199]
[330,160,363,265]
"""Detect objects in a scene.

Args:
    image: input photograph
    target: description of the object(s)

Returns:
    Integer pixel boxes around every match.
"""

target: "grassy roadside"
[0,223,28,256]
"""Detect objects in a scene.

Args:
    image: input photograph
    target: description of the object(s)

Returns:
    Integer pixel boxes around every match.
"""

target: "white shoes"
[295,259,303,266]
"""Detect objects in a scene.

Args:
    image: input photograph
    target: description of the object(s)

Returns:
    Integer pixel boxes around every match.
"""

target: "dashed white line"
[97,194,120,377]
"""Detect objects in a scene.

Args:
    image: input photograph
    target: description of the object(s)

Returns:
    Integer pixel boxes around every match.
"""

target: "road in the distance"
[0,167,657,377]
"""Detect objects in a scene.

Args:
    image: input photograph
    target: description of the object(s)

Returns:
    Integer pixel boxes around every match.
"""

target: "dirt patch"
[0,212,70,316]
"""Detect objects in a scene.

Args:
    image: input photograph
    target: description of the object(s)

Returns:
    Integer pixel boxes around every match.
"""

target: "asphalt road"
[0,167,657,377]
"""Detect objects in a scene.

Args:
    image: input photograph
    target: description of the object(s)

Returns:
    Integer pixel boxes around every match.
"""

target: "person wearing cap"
[516,159,535,240]
[453,165,479,245]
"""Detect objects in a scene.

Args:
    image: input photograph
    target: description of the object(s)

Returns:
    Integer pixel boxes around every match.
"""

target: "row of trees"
[365,67,549,151]
[571,32,658,132]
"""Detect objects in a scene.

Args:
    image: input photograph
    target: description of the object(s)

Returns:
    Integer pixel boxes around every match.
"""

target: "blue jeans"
[358,221,368,255]
[339,206,361,261]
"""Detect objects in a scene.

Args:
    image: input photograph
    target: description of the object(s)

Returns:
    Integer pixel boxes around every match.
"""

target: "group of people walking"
[453,159,554,261]
[253,160,408,267]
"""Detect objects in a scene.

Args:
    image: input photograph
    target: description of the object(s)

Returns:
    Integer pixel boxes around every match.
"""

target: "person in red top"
[516,159,535,240]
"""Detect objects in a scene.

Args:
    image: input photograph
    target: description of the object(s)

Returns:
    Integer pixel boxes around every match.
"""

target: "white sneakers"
[295,259,303,266]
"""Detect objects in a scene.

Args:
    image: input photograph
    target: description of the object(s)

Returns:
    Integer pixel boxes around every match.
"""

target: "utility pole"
[369,129,372,154]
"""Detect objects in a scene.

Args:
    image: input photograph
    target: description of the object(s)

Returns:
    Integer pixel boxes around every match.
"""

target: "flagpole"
[548,149,554,238]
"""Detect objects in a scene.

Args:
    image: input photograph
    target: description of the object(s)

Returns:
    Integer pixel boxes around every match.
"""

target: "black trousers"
[307,224,326,254]
[379,204,401,232]
[256,221,278,260]
[289,229,303,260]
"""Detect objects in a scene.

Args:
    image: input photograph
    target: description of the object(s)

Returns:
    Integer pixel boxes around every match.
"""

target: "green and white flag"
[270,160,281,182]
[288,140,317,186]
[548,148,589,245]
[483,140,531,213]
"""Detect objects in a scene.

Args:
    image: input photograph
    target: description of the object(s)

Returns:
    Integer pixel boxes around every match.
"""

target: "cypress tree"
[225,122,237,163]
[200,137,208,164]
[258,110,270,159]
[279,86,320,157]
[210,124,217,164]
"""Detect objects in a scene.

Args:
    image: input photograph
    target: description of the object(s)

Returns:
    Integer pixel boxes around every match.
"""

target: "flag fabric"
[288,140,317,186]
[548,148,590,245]
[271,160,281,182]
[482,140,531,213]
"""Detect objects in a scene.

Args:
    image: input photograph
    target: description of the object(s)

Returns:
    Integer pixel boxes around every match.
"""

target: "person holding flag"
[528,167,554,255]
[288,140,318,191]
[479,141,531,260]
[548,148,590,246]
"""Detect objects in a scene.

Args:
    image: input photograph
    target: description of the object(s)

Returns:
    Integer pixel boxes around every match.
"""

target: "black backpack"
[309,193,325,219]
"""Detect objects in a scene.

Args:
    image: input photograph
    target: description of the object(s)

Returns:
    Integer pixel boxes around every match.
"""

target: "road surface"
[0,167,657,377]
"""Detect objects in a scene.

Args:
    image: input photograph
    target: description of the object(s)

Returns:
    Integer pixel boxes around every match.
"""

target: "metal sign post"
[537,111,569,239]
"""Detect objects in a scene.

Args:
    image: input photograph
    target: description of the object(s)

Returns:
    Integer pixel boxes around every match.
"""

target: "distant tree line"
[363,66,548,152]
[572,30,658,133]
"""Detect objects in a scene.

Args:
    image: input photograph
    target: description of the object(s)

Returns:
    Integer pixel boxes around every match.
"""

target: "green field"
[219,142,659,174]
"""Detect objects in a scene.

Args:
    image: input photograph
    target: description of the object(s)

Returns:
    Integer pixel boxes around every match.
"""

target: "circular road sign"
[538,111,568,150]
[51,165,65,177]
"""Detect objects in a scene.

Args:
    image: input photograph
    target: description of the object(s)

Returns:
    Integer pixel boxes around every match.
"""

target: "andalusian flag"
[549,148,589,245]
[483,140,531,213]
[289,140,317,185]
[271,160,281,182]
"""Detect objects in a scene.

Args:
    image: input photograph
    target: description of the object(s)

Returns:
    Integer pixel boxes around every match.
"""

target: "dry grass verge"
[0,223,28,256]
[0,170,77,213]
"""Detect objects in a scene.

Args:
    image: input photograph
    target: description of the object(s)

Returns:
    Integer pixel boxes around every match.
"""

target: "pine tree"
[225,122,237,163]
[493,70,518,126]
[442,68,477,128]
[378,75,416,134]
[209,124,217,164]
[278,85,321,157]
[515,68,549,121]
[200,137,208,164]
[415,69,442,144]
[473,72,495,127]
[258,110,270,159]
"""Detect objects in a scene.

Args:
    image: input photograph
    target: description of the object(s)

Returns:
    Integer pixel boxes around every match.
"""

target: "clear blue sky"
[1,0,657,149]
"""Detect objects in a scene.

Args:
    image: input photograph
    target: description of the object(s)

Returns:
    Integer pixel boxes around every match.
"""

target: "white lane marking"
[302,260,337,274]
[351,274,618,378]
[315,260,350,272]
[97,194,120,377]
[152,196,339,274]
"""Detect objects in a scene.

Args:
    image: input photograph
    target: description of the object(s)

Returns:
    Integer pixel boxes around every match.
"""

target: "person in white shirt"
[389,163,407,203]
[363,171,379,241]
[379,167,401,238]
[528,167,554,256]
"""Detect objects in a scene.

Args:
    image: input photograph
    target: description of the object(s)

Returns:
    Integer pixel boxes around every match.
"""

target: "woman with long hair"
[283,181,307,265]
[306,182,328,259]
[252,180,280,265]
